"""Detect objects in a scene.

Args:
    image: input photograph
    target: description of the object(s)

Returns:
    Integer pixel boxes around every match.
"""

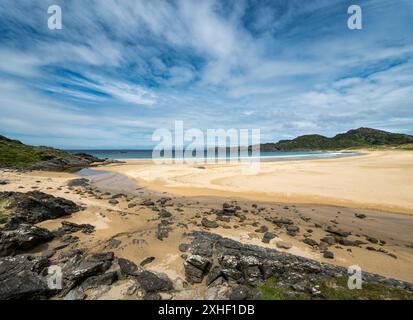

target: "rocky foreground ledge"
[1,190,413,300]
[182,232,413,300]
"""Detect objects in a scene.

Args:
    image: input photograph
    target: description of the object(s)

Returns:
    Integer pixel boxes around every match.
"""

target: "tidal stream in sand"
[77,168,142,196]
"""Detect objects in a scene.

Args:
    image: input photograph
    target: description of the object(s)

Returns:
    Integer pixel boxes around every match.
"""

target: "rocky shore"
[1,174,413,300]
[182,231,413,300]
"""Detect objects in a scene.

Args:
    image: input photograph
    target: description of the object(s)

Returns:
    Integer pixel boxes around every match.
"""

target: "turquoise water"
[67,150,360,161]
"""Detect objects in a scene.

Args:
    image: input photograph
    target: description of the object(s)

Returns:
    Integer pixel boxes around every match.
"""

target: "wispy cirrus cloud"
[0,0,412,148]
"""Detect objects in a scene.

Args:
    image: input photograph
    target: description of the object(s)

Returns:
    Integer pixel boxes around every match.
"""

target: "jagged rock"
[136,270,173,293]
[58,249,84,262]
[117,257,172,293]
[0,191,81,228]
[62,257,109,283]
[202,218,219,229]
[0,224,54,257]
[184,255,212,284]
[0,255,53,300]
[229,285,249,300]
[79,271,118,290]
[53,236,78,251]
[206,266,223,286]
[205,277,230,300]
[181,232,413,296]
[28,153,101,171]
[67,179,89,187]
[191,237,214,257]
[326,226,350,237]
[303,238,318,247]
[220,255,239,269]
[118,258,141,277]
[55,221,95,236]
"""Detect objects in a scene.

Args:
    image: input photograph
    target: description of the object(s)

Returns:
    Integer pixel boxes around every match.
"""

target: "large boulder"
[0,224,54,257]
[136,270,173,293]
[0,191,81,228]
[0,255,53,300]
[117,258,172,293]
[184,255,212,284]
[29,153,102,171]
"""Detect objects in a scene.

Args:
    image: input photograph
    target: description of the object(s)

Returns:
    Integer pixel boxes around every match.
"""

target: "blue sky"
[0,0,412,149]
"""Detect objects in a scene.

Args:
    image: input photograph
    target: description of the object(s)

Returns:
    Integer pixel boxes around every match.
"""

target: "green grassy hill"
[260,128,413,151]
[0,135,100,170]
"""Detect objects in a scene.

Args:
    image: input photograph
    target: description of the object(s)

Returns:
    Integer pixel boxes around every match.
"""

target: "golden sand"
[98,151,413,214]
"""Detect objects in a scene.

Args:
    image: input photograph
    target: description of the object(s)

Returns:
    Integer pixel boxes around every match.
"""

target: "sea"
[66,150,360,162]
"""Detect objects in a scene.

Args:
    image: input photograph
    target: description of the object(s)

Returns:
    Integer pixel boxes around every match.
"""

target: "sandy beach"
[97,151,413,215]
[1,149,413,292]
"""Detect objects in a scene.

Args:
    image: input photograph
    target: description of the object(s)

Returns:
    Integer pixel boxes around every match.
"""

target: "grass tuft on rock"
[254,276,413,300]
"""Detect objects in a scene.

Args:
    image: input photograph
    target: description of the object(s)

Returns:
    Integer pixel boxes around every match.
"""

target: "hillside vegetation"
[260,128,413,151]
[0,135,99,170]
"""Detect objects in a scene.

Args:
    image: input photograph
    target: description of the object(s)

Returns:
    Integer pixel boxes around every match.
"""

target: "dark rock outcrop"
[202,218,219,229]
[117,258,173,293]
[54,221,95,236]
[0,224,54,257]
[182,232,413,297]
[29,153,102,172]
[0,255,53,300]
[0,191,81,228]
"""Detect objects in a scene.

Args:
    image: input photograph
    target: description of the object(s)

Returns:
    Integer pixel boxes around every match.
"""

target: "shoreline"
[1,159,413,289]
[2,167,413,284]
[1,149,413,297]
[69,150,361,163]
[95,150,413,215]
